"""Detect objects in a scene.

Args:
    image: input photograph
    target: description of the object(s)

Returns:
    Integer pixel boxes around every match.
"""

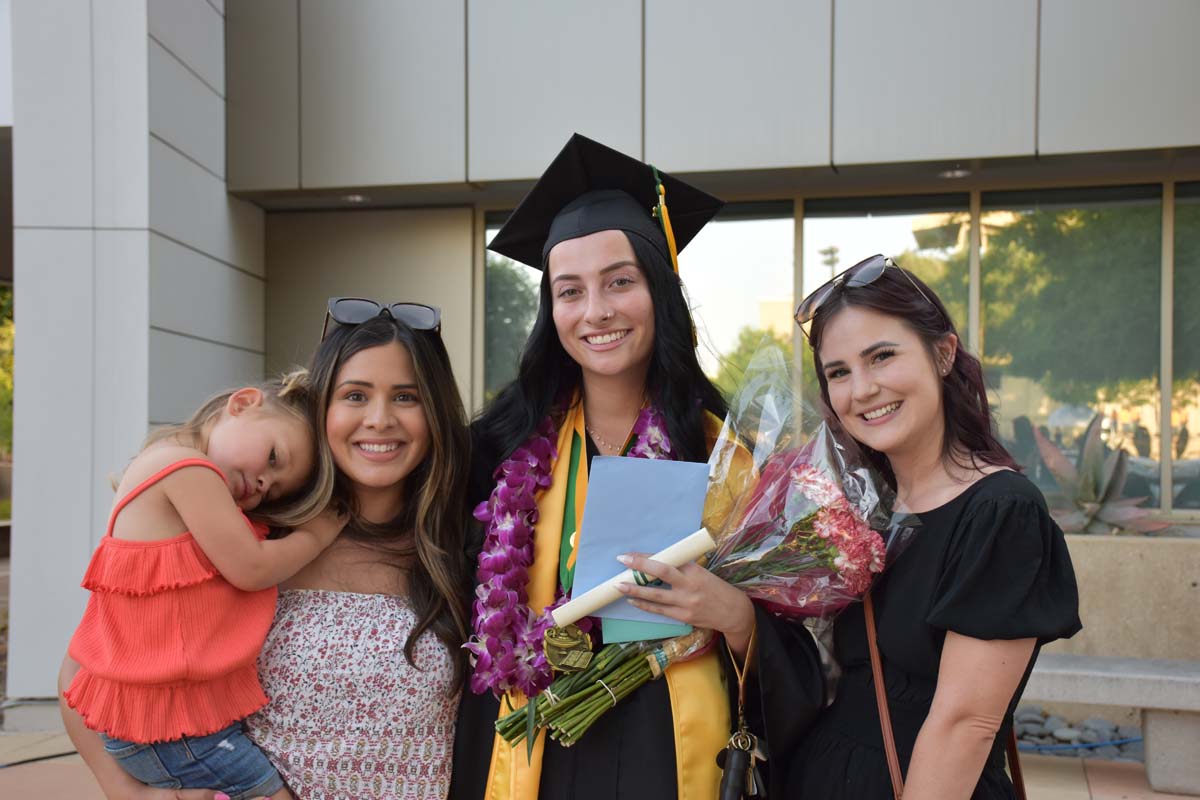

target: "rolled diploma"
[550,527,717,629]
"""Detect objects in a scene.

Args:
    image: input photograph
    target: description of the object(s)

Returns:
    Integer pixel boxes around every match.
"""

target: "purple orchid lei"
[466,405,673,698]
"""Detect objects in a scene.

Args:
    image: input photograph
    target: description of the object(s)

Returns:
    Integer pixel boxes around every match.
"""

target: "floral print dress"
[246,590,458,800]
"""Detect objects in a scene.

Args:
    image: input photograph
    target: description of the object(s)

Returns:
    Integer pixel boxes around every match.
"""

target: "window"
[803,194,971,331]
[980,187,1162,508]
[482,204,795,403]
[801,195,973,407]
[678,202,794,397]
[1173,182,1200,508]
[483,213,539,400]
[479,179,1198,523]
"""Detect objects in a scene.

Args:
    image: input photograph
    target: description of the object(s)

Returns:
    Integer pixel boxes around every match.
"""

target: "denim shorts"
[101,721,284,800]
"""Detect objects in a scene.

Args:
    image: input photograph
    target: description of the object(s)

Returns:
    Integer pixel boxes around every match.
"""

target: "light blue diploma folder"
[573,456,709,643]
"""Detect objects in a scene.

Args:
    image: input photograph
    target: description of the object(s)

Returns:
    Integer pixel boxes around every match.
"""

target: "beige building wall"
[1044,537,1200,662]
[646,0,830,172]
[1039,0,1200,155]
[228,1,1200,191]
[265,208,475,404]
[147,0,265,424]
[467,0,641,181]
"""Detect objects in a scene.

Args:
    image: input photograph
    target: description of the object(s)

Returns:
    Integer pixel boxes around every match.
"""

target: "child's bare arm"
[162,467,345,592]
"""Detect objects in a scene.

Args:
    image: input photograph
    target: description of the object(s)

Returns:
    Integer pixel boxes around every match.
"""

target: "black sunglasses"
[320,298,442,341]
[794,254,934,330]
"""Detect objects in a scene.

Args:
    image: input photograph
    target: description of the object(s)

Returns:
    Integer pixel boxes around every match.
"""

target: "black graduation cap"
[488,133,724,271]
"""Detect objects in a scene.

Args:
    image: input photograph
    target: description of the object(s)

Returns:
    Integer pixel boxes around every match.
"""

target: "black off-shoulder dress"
[789,470,1082,799]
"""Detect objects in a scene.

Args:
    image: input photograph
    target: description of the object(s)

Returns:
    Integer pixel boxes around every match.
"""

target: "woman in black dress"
[450,134,824,800]
[790,255,1082,798]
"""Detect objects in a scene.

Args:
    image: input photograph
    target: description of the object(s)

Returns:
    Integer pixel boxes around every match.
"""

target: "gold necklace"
[586,423,627,454]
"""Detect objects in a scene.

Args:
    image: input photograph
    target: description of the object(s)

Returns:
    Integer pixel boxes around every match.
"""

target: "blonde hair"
[142,369,335,528]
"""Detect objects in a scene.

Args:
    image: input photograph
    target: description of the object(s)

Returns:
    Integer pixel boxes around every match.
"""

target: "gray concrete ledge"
[1023,654,1200,712]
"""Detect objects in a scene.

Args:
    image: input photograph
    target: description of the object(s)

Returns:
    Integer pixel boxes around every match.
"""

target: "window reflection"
[1173,182,1200,508]
[801,195,972,408]
[483,204,796,404]
[980,187,1162,509]
[483,217,540,400]
[802,194,971,335]
[678,203,794,398]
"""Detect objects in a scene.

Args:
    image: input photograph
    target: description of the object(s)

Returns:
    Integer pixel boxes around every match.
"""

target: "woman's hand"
[59,656,264,800]
[130,791,235,800]
[122,788,274,800]
[615,553,756,658]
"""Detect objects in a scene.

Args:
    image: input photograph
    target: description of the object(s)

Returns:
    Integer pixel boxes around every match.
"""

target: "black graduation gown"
[449,427,826,800]
[788,471,1082,799]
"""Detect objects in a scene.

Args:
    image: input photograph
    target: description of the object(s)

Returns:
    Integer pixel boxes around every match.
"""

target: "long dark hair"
[807,265,1018,487]
[309,315,471,684]
[478,231,726,464]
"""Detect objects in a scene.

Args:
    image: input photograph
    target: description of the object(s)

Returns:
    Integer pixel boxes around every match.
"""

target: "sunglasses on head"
[794,254,934,332]
[320,297,442,341]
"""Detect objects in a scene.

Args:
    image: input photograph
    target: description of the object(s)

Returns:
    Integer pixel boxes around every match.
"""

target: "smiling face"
[817,305,956,460]
[547,229,656,383]
[205,390,315,511]
[324,341,431,500]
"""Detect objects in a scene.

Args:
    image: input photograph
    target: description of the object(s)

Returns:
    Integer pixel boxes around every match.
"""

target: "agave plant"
[1032,415,1168,534]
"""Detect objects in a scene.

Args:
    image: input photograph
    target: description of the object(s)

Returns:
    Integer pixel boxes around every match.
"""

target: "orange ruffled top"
[64,458,278,743]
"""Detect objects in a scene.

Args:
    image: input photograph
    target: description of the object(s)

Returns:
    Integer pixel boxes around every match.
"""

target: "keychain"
[717,727,767,799]
[716,628,767,799]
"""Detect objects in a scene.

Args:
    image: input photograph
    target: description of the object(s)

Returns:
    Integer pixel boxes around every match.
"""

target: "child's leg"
[268,788,293,800]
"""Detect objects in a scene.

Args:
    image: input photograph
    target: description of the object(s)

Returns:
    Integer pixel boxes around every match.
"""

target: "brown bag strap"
[863,591,1029,800]
[864,591,905,799]
[1006,727,1027,800]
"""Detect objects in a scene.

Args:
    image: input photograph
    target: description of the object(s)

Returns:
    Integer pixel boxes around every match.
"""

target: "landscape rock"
[1014,707,1045,724]
[1080,717,1116,736]
[1119,741,1144,761]
[1053,727,1082,742]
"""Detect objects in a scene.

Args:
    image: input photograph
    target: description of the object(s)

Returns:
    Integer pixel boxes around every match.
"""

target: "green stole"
[483,399,729,800]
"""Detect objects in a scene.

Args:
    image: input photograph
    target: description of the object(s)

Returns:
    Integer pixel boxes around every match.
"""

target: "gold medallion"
[543,624,593,673]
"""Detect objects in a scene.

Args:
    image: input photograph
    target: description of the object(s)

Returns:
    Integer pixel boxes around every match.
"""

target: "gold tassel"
[650,166,695,345]
[656,187,680,274]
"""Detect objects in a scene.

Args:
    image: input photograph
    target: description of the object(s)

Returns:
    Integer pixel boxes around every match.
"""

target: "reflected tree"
[485,255,539,399]
[979,205,1162,405]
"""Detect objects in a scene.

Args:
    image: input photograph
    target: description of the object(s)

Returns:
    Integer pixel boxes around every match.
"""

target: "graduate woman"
[449,135,824,800]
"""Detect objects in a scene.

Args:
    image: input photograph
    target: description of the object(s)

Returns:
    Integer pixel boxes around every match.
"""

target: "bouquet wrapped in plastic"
[496,339,917,750]
[704,344,918,619]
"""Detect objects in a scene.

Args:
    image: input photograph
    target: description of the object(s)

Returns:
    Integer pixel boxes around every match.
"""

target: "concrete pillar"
[8,0,263,698]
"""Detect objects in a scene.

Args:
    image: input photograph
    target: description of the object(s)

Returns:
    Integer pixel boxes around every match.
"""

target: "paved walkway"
[0,729,1190,800]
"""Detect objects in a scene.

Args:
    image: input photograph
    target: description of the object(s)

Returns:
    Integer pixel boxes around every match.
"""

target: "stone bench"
[1022,653,1200,795]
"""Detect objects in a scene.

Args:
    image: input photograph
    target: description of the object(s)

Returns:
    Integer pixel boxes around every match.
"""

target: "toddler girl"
[60,371,342,800]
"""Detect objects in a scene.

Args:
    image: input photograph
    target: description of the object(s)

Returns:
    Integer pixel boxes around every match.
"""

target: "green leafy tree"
[484,255,540,400]
[978,205,1163,405]
[895,249,969,337]
[712,326,831,416]
[713,327,793,400]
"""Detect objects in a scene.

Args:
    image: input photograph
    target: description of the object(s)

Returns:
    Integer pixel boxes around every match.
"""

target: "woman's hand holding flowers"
[616,553,756,658]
